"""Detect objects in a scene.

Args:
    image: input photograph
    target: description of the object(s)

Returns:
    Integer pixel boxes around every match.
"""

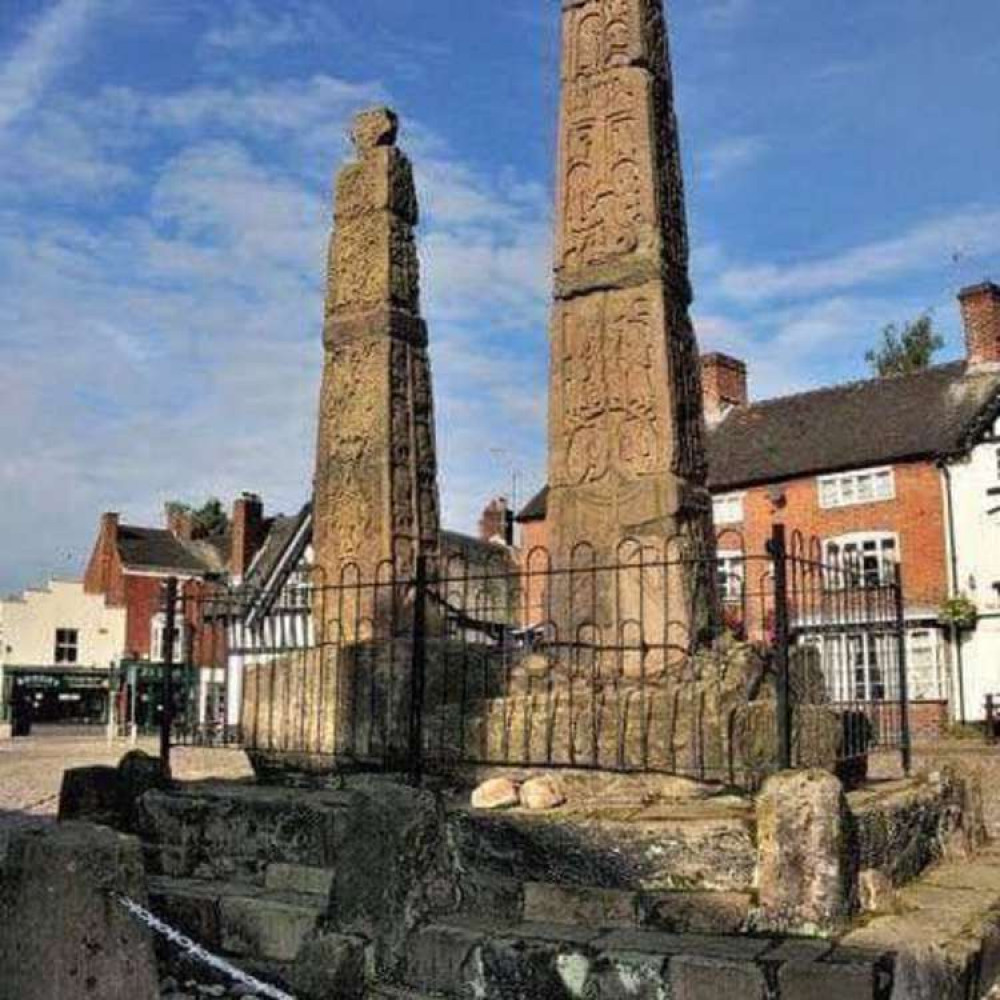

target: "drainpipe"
[940,460,967,724]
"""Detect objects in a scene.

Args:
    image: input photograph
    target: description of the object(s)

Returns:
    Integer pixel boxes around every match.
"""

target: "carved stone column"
[313,107,440,606]
[547,0,716,657]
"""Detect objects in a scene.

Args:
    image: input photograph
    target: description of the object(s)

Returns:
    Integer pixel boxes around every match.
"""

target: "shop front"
[2,665,113,733]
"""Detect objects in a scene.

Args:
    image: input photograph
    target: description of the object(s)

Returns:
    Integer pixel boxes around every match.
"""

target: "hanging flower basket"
[939,595,978,632]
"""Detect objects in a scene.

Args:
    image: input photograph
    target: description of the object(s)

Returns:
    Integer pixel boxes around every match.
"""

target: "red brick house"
[82,494,272,728]
[518,285,1000,736]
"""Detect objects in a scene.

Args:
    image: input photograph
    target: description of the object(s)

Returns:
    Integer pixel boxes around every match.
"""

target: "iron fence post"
[159,576,178,779]
[408,554,428,786]
[893,563,912,775]
[769,525,793,771]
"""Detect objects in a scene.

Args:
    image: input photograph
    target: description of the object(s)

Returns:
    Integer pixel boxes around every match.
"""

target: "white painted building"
[942,281,1000,722]
[0,578,126,730]
[944,414,1000,721]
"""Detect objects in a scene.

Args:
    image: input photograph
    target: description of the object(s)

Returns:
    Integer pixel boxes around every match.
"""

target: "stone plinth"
[0,823,160,1000]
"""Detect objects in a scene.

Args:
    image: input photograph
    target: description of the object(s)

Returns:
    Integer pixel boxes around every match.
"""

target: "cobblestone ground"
[0,725,159,861]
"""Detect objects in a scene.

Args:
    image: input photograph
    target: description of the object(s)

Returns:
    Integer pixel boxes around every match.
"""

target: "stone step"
[400,917,887,1000]
[148,876,328,963]
[446,798,757,896]
[522,881,753,935]
[137,783,351,883]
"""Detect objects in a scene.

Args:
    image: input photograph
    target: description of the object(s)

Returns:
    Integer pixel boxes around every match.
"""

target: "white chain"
[113,893,297,1000]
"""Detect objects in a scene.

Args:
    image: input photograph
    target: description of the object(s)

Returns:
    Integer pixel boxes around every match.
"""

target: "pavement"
[0,726,160,858]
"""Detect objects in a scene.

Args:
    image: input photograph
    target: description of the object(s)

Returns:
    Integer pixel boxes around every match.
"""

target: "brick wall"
[723,460,949,609]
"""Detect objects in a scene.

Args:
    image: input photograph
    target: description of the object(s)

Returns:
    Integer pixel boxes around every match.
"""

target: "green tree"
[865,314,944,377]
[167,498,230,538]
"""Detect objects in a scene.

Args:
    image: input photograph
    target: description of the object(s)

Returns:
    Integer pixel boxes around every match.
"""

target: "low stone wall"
[850,769,987,898]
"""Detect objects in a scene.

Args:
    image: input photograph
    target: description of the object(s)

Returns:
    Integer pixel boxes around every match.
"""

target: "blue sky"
[0,0,998,594]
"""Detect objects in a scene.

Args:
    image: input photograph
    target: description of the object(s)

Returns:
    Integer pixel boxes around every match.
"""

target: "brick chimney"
[231,493,265,581]
[165,503,194,541]
[701,353,748,426]
[960,281,1000,368]
[479,497,513,546]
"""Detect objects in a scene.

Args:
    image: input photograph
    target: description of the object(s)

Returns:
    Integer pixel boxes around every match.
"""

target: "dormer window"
[818,468,895,509]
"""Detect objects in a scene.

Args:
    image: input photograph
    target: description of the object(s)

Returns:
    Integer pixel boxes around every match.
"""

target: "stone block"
[147,876,226,947]
[523,883,636,928]
[405,923,483,995]
[670,955,768,1000]
[290,932,368,1000]
[265,863,335,897]
[585,951,670,1000]
[219,893,324,962]
[455,873,524,922]
[480,933,579,999]
[778,959,878,999]
[58,764,122,825]
[638,890,751,934]
[0,822,159,1000]
[756,770,849,934]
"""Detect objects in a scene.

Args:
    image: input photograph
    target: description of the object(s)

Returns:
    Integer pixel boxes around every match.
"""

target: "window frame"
[712,492,746,526]
[54,628,79,665]
[817,467,896,510]
[824,531,900,589]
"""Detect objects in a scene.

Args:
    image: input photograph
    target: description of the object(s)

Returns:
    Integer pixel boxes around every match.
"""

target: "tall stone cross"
[313,108,440,611]
[547,0,715,648]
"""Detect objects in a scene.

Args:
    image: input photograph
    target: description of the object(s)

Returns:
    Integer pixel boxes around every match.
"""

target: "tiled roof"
[708,361,1000,491]
[116,526,228,575]
[517,361,1000,520]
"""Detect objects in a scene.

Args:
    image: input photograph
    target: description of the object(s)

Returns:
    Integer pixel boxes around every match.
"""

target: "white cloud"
[719,206,1000,303]
[701,135,768,182]
[700,0,754,29]
[0,0,99,133]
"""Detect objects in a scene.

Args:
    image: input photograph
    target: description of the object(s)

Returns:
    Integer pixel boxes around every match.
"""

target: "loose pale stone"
[471,778,520,811]
[521,775,567,811]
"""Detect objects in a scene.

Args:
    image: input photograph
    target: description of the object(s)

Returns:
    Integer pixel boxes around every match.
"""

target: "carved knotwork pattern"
[558,291,662,486]
[561,72,649,272]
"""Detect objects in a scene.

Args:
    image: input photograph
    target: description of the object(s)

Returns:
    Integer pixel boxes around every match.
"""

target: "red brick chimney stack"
[960,281,1000,368]
[165,504,194,542]
[231,492,265,581]
[479,497,513,546]
[701,353,748,426]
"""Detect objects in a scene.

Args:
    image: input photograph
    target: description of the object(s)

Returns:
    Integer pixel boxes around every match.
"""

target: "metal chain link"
[112,893,297,1000]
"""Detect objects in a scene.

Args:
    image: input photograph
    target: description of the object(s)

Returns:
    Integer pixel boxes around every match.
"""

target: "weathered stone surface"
[136,783,348,883]
[546,0,714,645]
[0,822,159,1000]
[521,775,567,811]
[524,882,636,928]
[670,955,768,1000]
[584,951,669,1000]
[778,958,879,1000]
[57,764,122,825]
[471,777,520,810]
[757,770,849,934]
[858,868,897,914]
[313,105,439,590]
[638,890,751,935]
[332,780,458,979]
[265,863,335,898]
[219,893,324,962]
[290,933,367,1000]
[448,803,757,894]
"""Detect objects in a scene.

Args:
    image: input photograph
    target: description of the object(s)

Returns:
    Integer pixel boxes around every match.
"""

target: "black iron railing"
[159,526,912,783]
